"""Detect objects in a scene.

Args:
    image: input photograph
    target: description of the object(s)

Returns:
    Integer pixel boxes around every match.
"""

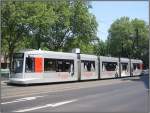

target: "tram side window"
[133,63,140,70]
[56,60,74,72]
[44,59,56,72]
[82,60,95,72]
[57,60,63,72]
[64,60,74,72]
[25,58,35,72]
[121,63,128,71]
[102,62,117,71]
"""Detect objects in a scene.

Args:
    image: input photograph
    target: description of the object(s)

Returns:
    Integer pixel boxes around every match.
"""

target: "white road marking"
[50,100,77,107]
[1,96,44,105]
[13,99,77,112]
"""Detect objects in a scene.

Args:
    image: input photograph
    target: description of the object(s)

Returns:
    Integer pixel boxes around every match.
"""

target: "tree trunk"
[37,36,41,49]
[8,52,13,72]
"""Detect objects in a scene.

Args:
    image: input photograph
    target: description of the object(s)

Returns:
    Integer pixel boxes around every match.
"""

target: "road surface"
[1,75,149,112]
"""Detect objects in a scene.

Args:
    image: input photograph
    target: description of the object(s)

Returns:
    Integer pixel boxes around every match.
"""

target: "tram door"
[35,57,43,72]
[132,63,142,76]
[25,57,43,73]
[121,63,129,77]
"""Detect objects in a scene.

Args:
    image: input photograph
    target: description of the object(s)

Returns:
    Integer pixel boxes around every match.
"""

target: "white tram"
[9,50,143,84]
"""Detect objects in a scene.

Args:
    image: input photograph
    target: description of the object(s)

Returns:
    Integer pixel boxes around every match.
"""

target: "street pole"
[119,38,124,78]
[135,28,139,58]
[135,28,139,48]
[107,37,109,56]
[119,54,121,78]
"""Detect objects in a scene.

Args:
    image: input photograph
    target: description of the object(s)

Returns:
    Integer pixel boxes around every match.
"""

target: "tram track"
[1,76,141,99]
[2,75,148,113]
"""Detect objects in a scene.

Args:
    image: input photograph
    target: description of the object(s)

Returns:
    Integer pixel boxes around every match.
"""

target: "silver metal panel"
[100,56,119,62]
[80,54,97,60]
[10,73,23,79]
[120,58,130,77]
[131,59,142,63]
[131,59,143,76]
[80,54,98,80]
[25,50,77,60]
[99,56,119,79]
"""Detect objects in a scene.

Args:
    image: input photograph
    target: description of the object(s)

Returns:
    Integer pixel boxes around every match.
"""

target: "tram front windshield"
[12,53,24,73]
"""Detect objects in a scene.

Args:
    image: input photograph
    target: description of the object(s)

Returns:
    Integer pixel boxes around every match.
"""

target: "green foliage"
[108,17,133,57]
[108,17,149,67]
[23,1,56,49]
[131,18,149,67]
[1,1,30,68]
[2,1,148,68]
[1,0,98,67]
[93,40,107,56]
[63,0,98,53]
[44,0,72,51]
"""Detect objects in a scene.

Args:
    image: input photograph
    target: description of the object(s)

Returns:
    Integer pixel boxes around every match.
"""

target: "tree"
[42,0,98,53]
[93,39,107,56]
[1,1,56,68]
[108,17,133,57]
[108,17,149,68]
[63,0,98,53]
[1,0,99,70]
[23,1,56,49]
[43,0,72,51]
[1,1,29,69]
[131,18,149,68]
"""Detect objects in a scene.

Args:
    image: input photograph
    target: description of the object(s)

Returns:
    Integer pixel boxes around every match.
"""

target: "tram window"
[56,60,74,72]
[121,63,128,71]
[25,58,35,72]
[44,59,56,72]
[81,60,95,72]
[56,60,63,72]
[64,61,71,72]
[133,63,140,70]
[12,59,23,73]
[137,64,140,69]
[12,53,24,73]
[102,62,117,71]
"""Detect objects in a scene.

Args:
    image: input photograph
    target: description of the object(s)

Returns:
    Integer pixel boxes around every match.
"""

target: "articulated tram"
[9,50,143,84]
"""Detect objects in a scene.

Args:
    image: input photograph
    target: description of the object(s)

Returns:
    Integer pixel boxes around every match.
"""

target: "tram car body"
[131,59,143,76]
[80,54,98,80]
[9,50,143,85]
[120,58,130,77]
[99,56,119,79]
[9,50,78,84]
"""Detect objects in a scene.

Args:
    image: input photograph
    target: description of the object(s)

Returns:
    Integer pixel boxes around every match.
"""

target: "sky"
[89,1,149,41]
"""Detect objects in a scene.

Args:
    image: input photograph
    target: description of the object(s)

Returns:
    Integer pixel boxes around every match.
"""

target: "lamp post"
[129,34,135,77]
[119,38,124,78]
[129,28,139,59]
[129,28,139,76]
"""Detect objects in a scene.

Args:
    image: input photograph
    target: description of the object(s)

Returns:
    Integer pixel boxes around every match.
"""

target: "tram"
[9,50,143,84]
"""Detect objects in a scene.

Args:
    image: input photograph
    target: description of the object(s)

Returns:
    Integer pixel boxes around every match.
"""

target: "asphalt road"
[1,75,149,113]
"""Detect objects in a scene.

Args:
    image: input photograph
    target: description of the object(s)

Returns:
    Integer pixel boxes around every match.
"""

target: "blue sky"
[89,1,149,41]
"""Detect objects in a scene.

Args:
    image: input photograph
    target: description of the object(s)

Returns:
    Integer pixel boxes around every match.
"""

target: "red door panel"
[140,63,144,70]
[35,57,43,72]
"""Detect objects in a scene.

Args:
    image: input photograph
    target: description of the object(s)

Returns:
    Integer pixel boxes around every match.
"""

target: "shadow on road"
[121,74,149,89]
